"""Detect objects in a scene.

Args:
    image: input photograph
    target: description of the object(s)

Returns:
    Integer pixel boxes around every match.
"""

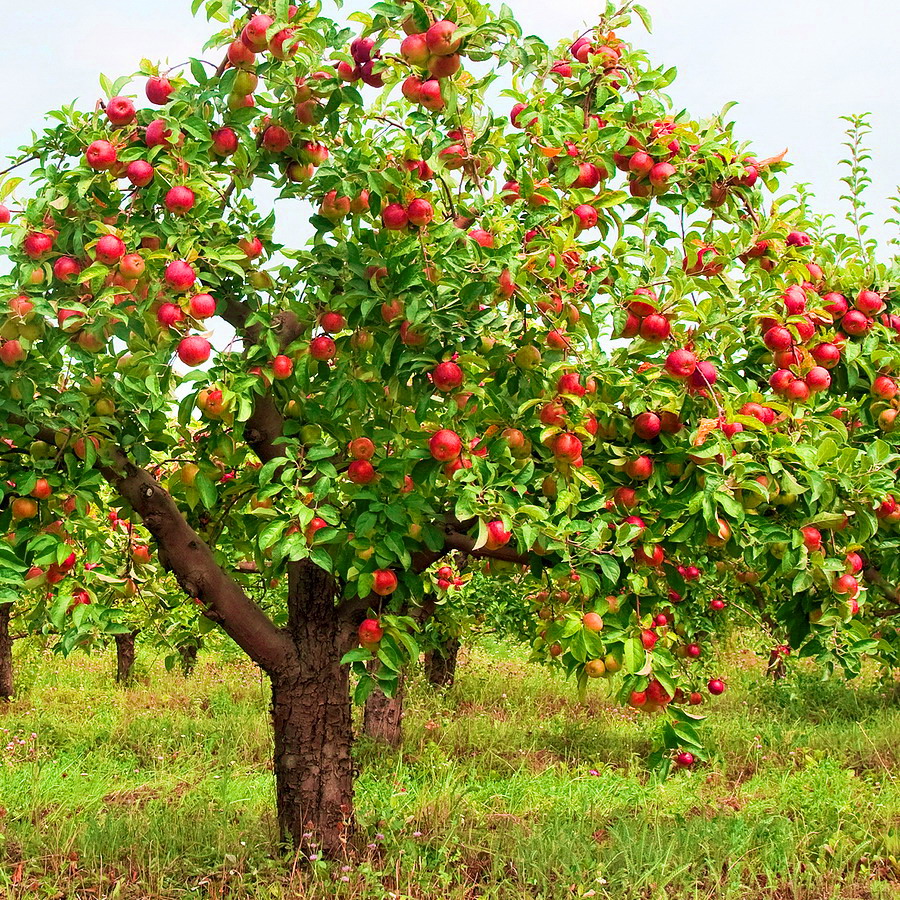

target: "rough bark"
[425,636,461,687]
[0,603,13,701]
[271,561,355,857]
[178,642,199,676]
[362,667,405,747]
[115,632,137,684]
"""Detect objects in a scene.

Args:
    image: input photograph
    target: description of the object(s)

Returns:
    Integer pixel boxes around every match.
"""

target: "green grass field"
[0,638,898,899]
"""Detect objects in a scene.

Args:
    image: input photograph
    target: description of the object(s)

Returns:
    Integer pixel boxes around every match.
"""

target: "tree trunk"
[0,603,13,701]
[271,561,355,857]
[425,636,460,687]
[115,632,137,684]
[178,642,199,676]
[362,668,405,747]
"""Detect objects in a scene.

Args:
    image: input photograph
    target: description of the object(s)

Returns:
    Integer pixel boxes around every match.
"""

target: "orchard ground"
[0,639,898,899]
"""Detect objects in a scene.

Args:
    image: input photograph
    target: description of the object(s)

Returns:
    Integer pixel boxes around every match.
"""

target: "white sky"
[2,0,898,244]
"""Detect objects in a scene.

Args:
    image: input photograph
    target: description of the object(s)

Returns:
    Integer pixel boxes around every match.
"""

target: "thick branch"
[110,458,295,674]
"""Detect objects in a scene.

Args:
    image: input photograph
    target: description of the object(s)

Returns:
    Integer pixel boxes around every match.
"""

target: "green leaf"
[194,472,217,509]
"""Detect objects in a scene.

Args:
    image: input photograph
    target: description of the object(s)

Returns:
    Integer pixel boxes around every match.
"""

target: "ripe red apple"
[469,228,494,248]
[347,460,376,484]
[782,285,807,315]
[856,289,884,314]
[552,433,582,462]
[822,292,848,317]
[428,53,461,78]
[430,429,462,462]
[262,124,291,153]
[157,303,184,328]
[485,520,512,550]
[241,13,274,51]
[165,260,196,291]
[664,348,697,379]
[177,336,210,366]
[309,335,336,361]
[106,96,136,126]
[572,162,603,189]
[358,617,384,647]
[805,366,831,393]
[356,620,382,649]
[571,204,598,233]
[639,314,670,342]
[633,412,661,440]
[85,139,118,170]
[425,19,461,56]
[688,360,718,391]
[165,186,196,216]
[872,375,898,400]
[675,751,695,768]
[146,75,174,105]
[119,163,154,194]
[272,355,293,380]
[707,678,726,695]
[319,311,345,333]
[832,573,859,596]
[401,33,430,66]
[625,455,653,480]
[810,342,840,369]
[640,629,659,650]
[382,203,409,230]
[349,437,375,460]
[710,598,725,611]
[583,612,604,632]
[800,525,822,552]
[433,361,463,392]
[401,75,424,103]
[842,309,871,336]
[0,340,25,366]
[380,298,404,323]
[418,79,445,111]
[407,198,434,227]
[189,293,216,318]
[95,234,126,265]
[211,127,239,157]
[0,204,9,224]
[372,569,398,596]
[762,325,793,352]
[145,119,172,148]
[546,330,570,351]
[227,39,255,68]
[648,161,676,189]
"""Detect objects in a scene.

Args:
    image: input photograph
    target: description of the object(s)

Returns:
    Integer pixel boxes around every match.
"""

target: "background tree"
[2,0,900,857]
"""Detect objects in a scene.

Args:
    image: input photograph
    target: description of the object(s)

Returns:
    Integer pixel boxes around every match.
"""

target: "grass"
[0,638,898,899]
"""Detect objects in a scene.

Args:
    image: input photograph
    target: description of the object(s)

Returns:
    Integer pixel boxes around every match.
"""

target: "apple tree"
[2,0,900,855]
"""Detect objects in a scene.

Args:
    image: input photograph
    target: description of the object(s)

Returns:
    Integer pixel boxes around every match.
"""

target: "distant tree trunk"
[425,636,460,687]
[0,603,13,701]
[178,642,199,676]
[362,668,405,747]
[115,632,137,684]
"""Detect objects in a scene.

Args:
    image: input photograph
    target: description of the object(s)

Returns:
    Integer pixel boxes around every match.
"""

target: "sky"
[2,0,898,243]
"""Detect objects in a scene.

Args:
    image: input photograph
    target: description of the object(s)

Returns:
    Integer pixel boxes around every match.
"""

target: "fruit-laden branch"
[412,518,534,571]
[11,417,295,675]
